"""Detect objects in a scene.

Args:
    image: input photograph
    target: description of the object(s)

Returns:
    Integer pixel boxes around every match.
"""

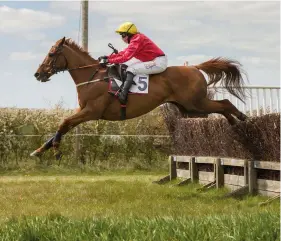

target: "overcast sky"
[0,1,280,109]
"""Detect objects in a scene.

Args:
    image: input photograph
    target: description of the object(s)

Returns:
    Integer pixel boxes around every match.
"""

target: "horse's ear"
[59,37,66,46]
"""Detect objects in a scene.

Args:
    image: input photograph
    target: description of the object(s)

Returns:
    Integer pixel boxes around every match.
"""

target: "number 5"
[138,77,148,91]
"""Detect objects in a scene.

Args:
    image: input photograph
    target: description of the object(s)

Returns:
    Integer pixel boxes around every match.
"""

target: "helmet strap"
[128,33,134,43]
[126,24,134,34]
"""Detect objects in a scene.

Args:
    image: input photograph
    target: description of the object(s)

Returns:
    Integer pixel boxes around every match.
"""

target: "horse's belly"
[101,95,164,121]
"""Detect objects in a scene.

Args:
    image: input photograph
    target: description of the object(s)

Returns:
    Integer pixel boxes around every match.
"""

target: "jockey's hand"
[98,56,108,68]
[98,56,108,62]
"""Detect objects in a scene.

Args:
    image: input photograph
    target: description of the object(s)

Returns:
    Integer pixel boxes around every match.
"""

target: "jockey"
[99,22,168,104]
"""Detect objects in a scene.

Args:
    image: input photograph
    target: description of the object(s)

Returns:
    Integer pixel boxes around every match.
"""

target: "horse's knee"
[220,99,239,112]
[220,99,232,107]
[238,112,248,121]
[75,107,81,113]
[58,119,72,133]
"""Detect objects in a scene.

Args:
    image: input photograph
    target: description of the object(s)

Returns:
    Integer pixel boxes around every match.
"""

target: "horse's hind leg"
[218,99,247,121]
[193,98,247,125]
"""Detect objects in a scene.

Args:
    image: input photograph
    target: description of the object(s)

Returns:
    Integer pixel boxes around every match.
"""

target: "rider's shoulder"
[131,33,144,40]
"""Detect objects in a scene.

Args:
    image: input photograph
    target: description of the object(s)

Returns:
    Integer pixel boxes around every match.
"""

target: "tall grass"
[0,212,279,241]
[1,106,280,171]
[0,107,171,170]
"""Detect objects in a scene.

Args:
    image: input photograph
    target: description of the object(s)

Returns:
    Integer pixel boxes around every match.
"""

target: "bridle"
[40,44,101,86]
[39,44,69,76]
[39,42,118,86]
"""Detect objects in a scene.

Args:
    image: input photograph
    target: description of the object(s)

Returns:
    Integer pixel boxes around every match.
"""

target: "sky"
[0,1,280,109]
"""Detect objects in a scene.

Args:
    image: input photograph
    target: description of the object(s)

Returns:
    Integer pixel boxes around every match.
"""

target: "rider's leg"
[128,56,168,75]
[117,71,135,104]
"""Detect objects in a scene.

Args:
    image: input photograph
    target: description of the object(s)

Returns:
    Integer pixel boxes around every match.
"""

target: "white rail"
[211,86,280,116]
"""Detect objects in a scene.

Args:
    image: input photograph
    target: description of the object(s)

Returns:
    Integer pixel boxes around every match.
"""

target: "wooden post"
[216,158,224,188]
[81,0,88,51]
[190,157,198,182]
[75,0,88,161]
[248,160,257,195]
[169,156,177,180]
[244,160,248,185]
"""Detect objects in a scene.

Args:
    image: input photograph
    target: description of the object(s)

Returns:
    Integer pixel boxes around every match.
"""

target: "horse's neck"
[66,47,99,86]
[68,49,98,68]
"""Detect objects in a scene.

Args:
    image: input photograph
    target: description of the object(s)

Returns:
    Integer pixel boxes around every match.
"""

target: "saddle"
[106,63,132,93]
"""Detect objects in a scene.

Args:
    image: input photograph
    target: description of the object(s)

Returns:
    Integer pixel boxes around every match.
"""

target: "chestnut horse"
[31,37,248,159]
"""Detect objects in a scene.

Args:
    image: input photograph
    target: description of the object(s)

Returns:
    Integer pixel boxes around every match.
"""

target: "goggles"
[120,32,127,38]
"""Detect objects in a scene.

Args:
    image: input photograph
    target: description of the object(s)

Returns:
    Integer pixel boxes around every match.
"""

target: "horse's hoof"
[30,150,43,157]
[54,151,63,160]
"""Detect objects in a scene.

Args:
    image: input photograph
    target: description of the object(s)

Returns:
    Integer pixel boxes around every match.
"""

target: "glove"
[98,56,108,68]
[98,55,108,62]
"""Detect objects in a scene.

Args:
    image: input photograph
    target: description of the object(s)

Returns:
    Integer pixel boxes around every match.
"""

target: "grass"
[0,212,279,241]
[0,157,169,176]
[0,162,167,176]
[0,173,279,240]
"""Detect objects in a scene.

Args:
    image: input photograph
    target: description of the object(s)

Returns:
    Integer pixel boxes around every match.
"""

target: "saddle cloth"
[106,64,149,94]
[108,75,149,94]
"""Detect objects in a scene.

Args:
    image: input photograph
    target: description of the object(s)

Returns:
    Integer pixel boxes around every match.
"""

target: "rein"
[68,63,99,71]
[68,64,104,88]
[46,44,108,87]
[76,78,101,87]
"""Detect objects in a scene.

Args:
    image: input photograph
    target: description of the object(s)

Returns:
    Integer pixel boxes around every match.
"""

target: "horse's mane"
[64,38,96,61]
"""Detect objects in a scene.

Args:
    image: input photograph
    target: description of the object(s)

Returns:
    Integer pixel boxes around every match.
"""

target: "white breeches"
[126,56,168,75]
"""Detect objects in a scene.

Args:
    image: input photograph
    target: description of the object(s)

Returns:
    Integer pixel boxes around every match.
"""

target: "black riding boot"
[117,71,135,104]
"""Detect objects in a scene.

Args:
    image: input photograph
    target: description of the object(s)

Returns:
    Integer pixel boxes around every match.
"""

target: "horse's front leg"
[30,135,55,158]
[51,108,96,159]
[30,106,96,159]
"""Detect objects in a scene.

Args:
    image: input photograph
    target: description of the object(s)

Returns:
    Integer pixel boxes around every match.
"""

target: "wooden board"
[199,171,215,182]
[224,174,245,186]
[257,179,280,192]
[173,156,190,163]
[199,180,212,185]
[176,169,190,178]
[225,184,245,192]
[195,157,216,164]
[220,158,247,167]
[258,190,280,197]
[254,161,280,171]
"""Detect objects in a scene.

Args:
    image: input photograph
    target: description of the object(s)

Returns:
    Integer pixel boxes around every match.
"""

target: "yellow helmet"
[115,22,138,35]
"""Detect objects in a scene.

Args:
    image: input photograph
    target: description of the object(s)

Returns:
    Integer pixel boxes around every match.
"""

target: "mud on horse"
[31,37,248,159]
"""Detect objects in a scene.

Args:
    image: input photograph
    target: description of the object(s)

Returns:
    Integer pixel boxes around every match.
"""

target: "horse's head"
[34,37,68,82]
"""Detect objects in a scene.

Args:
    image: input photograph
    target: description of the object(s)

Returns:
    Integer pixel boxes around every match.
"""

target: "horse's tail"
[195,57,247,103]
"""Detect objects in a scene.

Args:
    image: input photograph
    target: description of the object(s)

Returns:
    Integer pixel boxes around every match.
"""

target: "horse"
[31,36,248,159]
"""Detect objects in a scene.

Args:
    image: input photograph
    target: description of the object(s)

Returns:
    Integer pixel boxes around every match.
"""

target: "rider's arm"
[108,35,142,64]
[109,49,125,57]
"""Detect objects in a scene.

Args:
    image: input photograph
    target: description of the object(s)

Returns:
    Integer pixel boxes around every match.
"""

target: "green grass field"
[0,173,279,241]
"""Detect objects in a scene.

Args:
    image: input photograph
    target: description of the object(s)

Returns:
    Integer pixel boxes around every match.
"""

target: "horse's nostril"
[34,73,40,78]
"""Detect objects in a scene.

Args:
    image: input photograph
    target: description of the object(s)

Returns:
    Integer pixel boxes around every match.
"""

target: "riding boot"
[117,71,135,104]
